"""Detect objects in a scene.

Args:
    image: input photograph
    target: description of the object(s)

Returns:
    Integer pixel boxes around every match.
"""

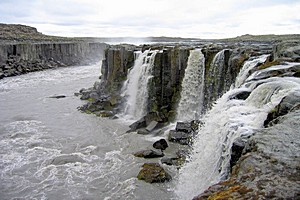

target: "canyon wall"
[0,42,107,78]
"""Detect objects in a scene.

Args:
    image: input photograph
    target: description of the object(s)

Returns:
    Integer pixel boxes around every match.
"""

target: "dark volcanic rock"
[153,139,168,151]
[145,121,159,132]
[161,157,178,166]
[168,130,192,145]
[229,139,245,170]
[168,121,200,145]
[175,121,193,133]
[137,128,150,135]
[230,90,251,100]
[134,149,164,158]
[49,95,66,99]
[128,117,147,132]
[137,163,171,183]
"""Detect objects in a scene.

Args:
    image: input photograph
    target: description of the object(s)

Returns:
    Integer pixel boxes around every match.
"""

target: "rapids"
[0,64,176,200]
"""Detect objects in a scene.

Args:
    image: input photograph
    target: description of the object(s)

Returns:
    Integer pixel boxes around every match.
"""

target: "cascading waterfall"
[121,50,157,119]
[176,49,205,121]
[175,55,300,199]
[234,54,269,88]
[207,49,227,100]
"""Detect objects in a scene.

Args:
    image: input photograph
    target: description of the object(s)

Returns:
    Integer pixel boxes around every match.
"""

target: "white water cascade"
[176,49,205,121]
[234,54,269,88]
[121,50,157,119]
[176,55,300,199]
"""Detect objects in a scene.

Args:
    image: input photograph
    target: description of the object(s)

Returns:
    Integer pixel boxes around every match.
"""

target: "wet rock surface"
[134,149,164,158]
[168,121,200,145]
[153,139,168,151]
[137,163,171,183]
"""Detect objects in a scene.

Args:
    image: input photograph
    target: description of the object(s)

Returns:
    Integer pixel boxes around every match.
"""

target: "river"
[0,64,176,200]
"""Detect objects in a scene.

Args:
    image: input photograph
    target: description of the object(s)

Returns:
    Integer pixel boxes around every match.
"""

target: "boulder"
[137,163,171,183]
[49,95,66,99]
[161,157,179,166]
[134,149,164,158]
[127,117,147,132]
[137,128,150,135]
[168,130,192,145]
[98,111,114,118]
[153,139,168,151]
[175,121,193,133]
[144,112,164,125]
[145,121,159,132]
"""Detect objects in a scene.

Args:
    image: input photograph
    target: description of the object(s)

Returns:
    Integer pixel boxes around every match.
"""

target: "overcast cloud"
[0,0,299,38]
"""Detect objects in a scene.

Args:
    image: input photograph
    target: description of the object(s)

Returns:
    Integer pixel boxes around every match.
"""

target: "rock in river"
[153,139,168,151]
[137,163,171,183]
[134,149,164,158]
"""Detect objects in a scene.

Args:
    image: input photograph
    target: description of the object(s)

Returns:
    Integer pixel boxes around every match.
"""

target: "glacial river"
[0,64,176,200]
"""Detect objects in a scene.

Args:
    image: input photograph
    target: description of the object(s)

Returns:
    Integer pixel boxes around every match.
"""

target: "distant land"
[1,23,300,44]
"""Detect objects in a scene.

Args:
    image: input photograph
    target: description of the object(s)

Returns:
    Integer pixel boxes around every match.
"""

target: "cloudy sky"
[1,0,299,39]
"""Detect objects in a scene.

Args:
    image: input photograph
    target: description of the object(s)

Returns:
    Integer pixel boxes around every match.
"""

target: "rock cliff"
[0,42,107,78]
[84,42,273,120]
[0,24,107,79]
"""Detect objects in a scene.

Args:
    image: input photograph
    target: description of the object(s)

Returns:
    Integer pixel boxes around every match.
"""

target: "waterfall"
[234,54,269,88]
[176,49,205,121]
[175,55,300,199]
[121,50,157,119]
[207,49,227,101]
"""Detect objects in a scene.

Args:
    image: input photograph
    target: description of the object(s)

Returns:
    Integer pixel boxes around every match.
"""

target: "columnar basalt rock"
[0,42,107,79]
[147,47,191,120]
[88,43,274,120]
[101,45,136,93]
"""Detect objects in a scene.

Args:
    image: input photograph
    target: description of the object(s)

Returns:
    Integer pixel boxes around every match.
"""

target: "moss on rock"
[137,163,171,183]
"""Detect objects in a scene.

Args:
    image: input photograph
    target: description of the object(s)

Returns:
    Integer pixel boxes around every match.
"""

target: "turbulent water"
[176,56,300,199]
[176,49,205,121]
[121,50,158,120]
[2,51,298,200]
[0,64,175,200]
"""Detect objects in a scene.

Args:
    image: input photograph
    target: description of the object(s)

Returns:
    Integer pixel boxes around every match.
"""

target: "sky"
[0,0,299,39]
